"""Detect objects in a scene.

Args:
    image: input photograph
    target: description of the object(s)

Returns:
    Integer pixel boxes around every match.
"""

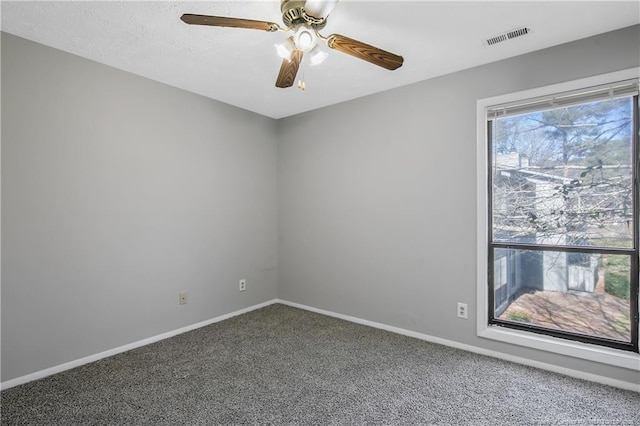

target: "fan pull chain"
[298,71,306,90]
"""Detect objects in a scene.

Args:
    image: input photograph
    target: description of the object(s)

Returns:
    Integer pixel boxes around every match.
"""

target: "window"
[479,72,639,358]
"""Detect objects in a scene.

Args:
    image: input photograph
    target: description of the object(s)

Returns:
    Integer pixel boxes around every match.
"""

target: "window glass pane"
[492,97,634,248]
[494,248,632,343]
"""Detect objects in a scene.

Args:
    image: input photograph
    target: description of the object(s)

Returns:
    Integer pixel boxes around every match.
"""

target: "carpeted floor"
[1,303,639,425]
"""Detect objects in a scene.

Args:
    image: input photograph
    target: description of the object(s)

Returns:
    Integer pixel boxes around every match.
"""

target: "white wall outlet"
[179,292,188,305]
[457,302,468,319]
[239,279,246,292]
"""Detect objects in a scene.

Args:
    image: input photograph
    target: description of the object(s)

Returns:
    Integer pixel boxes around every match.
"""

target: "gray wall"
[277,25,640,386]
[1,33,278,382]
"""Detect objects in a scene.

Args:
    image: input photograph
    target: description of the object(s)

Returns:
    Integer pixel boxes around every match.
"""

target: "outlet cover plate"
[457,302,468,319]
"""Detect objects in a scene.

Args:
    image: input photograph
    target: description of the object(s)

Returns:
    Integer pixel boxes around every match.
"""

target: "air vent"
[486,27,530,46]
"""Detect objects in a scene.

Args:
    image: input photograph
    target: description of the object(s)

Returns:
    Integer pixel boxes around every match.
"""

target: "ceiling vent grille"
[486,27,530,46]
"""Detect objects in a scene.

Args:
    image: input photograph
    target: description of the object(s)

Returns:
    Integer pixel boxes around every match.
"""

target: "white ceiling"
[2,1,639,119]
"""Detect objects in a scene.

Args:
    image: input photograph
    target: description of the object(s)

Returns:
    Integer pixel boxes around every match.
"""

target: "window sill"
[478,323,640,371]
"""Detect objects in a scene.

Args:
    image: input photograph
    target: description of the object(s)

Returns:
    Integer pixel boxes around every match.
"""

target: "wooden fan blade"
[326,34,403,70]
[275,49,303,88]
[180,14,279,32]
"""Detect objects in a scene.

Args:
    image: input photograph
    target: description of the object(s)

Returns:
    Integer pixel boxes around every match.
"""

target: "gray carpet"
[1,304,638,425]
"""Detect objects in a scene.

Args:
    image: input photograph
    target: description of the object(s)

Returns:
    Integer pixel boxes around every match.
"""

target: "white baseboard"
[275,299,640,393]
[4,298,637,393]
[1,299,278,391]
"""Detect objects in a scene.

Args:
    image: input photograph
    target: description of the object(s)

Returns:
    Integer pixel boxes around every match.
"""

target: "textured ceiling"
[2,1,639,119]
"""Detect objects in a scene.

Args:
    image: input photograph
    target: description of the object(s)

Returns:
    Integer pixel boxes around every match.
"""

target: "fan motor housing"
[281,0,304,26]
[280,0,326,29]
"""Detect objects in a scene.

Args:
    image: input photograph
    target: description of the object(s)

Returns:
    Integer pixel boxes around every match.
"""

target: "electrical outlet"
[179,292,188,305]
[457,302,468,319]
[239,279,246,292]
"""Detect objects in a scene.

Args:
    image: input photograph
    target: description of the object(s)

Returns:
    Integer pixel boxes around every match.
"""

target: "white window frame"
[476,68,640,370]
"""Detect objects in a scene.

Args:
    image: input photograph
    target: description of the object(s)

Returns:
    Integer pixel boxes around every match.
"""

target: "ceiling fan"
[180,0,404,89]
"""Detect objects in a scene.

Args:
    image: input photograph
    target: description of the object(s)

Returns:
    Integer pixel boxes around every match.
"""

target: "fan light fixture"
[293,25,317,52]
[309,49,328,66]
[304,0,339,19]
[275,38,296,61]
